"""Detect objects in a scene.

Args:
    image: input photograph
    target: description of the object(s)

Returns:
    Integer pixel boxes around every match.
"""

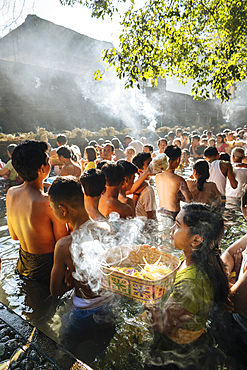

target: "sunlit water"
[0,169,246,369]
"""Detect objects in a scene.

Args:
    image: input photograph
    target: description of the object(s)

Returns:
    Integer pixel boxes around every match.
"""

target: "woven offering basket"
[101,245,181,306]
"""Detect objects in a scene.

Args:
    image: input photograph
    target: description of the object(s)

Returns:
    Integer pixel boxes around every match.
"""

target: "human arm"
[6,188,18,240]
[147,298,194,336]
[229,270,247,313]
[223,162,238,189]
[50,238,73,298]
[180,178,193,203]
[0,166,10,177]
[127,168,152,195]
[221,234,247,275]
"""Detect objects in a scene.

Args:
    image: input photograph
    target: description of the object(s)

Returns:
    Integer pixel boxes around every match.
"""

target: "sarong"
[16,246,54,286]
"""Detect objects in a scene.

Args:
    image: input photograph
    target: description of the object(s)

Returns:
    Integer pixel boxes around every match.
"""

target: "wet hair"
[117,160,138,178]
[182,132,189,138]
[193,160,209,191]
[85,146,97,162]
[219,153,230,162]
[12,140,49,182]
[165,145,181,161]
[7,144,17,156]
[132,152,151,170]
[101,162,125,186]
[182,203,229,307]
[48,176,84,209]
[80,169,106,197]
[143,144,154,153]
[96,160,112,170]
[56,134,67,145]
[204,146,219,158]
[57,145,77,161]
[157,138,167,146]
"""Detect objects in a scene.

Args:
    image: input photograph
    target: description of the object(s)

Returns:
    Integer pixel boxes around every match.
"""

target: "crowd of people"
[3,125,247,368]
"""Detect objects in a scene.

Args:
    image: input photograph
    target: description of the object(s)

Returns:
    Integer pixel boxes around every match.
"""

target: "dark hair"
[103,143,115,153]
[57,145,77,161]
[193,160,209,191]
[182,203,229,307]
[204,146,219,158]
[182,132,189,138]
[101,162,125,186]
[117,160,138,178]
[48,176,84,209]
[216,134,224,143]
[89,140,98,148]
[157,138,167,146]
[168,131,175,139]
[111,138,121,150]
[80,169,106,197]
[96,160,112,170]
[12,140,49,182]
[132,152,151,170]
[165,145,181,161]
[191,135,200,141]
[219,153,230,162]
[7,144,17,156]
[85,146,97,162]
[143,144,154,153]
[56,134,67,145]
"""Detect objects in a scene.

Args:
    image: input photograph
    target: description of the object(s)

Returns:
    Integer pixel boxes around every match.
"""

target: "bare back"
[6,183,69,254]
[59,162,81,178]
[99,193,134,218]
[186,179,222,207]
[155,170,192,212]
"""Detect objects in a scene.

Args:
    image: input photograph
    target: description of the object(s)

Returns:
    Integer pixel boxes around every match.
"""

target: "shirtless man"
[6,140,69,285]
[99,162,134,218]
[48,177,114,354]
[155,145,193,220]
[57,146,81,178]
[117,160,138,216]
[80,168,106,221]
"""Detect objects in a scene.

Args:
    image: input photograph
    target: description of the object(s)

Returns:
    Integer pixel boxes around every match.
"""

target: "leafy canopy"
[60,0,247,101]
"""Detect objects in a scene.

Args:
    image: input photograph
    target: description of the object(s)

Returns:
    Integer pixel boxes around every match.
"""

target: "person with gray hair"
[226,147,247,209]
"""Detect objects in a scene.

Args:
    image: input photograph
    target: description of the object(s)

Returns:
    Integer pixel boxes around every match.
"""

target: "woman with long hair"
[186,159,222,207]
[83,146,97,171]
[149,203,229,345]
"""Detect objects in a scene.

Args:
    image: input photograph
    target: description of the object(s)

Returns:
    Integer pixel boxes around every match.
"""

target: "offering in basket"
[101,245,181,306]
[149,153,169,174]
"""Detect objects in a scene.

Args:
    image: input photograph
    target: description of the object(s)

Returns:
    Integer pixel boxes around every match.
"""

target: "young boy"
[117,160,139,216]
[155,145,193,220]
[80,168,106,220]
[6,140,69,285]
[98,163,134,218]
[132,152,157,220]
[48,176,114,355]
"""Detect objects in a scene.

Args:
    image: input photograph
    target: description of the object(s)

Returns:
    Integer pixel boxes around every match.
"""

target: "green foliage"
[61,0,247,102]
